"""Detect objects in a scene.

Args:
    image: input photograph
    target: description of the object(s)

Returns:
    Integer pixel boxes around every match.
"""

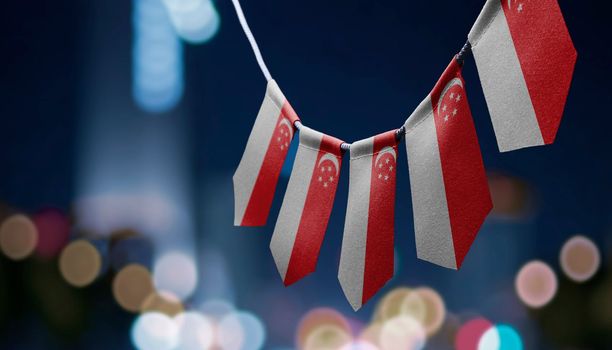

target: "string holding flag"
[231,0,576,310]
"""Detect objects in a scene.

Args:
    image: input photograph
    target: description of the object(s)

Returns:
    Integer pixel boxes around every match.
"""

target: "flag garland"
[231,0,576,310]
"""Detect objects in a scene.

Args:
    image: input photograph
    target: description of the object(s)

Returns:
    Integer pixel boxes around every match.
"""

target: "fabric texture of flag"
[233,80,300,226]
[338,130,398,311]
[270,126,344,286]
[404,59,492,270]
[468,0,577,152]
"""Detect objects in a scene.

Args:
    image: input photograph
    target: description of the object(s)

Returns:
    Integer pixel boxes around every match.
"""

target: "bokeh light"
[412,287,446,337]
[560,235,600,283]
[153,251,198,301]
[515,260,558,308]
[297,308,351,349]
[174,311,214,350]
[303,324,353,350]
[0,214,38,260]
[132,312,179,350]
[199,299,235,320]
[379,315,426,350]
[456,317,494,350]
[373,287,413,322]
[217,311,266,350]
[488,174,533,219]
[59,239,102,287]
[33,208,70,259]
[340,340,380,350]
[113,264,155,312]
[133,0,184,113]
[141,290,184,316]
[479,324,523,350]
[162,0,220,44]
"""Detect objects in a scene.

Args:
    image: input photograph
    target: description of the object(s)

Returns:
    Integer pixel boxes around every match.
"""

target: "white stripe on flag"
[270,126,322,281]
[468,0,543,152]
[338,137,373,311]
[404,96,457,269]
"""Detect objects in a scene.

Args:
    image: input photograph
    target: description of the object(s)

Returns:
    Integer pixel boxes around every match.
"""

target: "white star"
[329,176,334,182]
[327,166,332,172]
[455,94,461,102]
[389,165,394,171]
[442,104,447,112]
[318,176,322,182]
[518,3,523,12]
[385,158,390,164]
[277,137,281,142]
[378,173,383,179]
[384,175,389,181]
[280,145,284,150]
[378,163,383,168]
[285,142,289,148]
[452,108,458,116]
[444,115,449,122]
[321,167,325,172]
[323,182,328,188]
[450,92,455,99]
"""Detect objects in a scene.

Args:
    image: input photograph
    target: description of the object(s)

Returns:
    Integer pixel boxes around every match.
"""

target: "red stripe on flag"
[284,135,344,285]
[501,0,577,144]
[241,101,300,226]
[431,60,492,268]
[362,130,397,305]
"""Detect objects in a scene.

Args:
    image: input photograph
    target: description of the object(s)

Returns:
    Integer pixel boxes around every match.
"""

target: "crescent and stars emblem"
[316,152,340,189]
[437,77,464,124]
[276,117,293,151]
[374,146,397,182]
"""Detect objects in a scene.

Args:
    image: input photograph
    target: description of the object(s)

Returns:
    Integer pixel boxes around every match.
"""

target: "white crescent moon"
[279,117,294,139]
[374,146,396,167]
[436,77,463,115]
[317,153,340,176]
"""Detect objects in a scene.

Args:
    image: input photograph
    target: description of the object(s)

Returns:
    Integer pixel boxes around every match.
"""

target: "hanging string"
[231,0,471,151]
[230,0,273,82]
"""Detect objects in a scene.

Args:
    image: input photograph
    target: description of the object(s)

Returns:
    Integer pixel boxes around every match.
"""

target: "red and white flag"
[338,130,398,310]
[270,126,344,286]
[468,0,576,152]
[404,59,492,270]
[233,80,300,226]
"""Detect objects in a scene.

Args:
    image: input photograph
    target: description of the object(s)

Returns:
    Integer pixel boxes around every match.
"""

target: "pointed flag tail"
[270,126,344,286]
[338,130,398,310]
[404,59,492,269]
[233,80,300,226]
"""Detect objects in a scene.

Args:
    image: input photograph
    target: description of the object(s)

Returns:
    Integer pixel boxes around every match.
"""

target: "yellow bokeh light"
[0,214,38,260]
[303,324,352,350]
[141,290,184,317]
[59,239,102,287]
[112,264,155,313]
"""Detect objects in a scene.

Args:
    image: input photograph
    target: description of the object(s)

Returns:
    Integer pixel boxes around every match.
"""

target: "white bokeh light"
[163,0,220,44]
[153,251,198,300]
[131,312,179,350]
[218,311,266,350]
[174,311,215,350]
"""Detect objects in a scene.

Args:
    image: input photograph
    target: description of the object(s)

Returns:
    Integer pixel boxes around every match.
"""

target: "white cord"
[231,0,273,82]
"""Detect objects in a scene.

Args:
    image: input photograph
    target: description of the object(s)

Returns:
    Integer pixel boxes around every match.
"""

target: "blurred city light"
[303,324,352,350]
[174,311,215,349]
[217,311,246,350]
[113,263,155,312]
[153,250,198,301]
[341,340,380,350]
[515,261,558,308]
[479,324,523,350]
[220,311,266,350]
[199,299,236,320]
[133,0,184,113]
[560,235,600,282]
[59,239,103,287]
[411,287,446,337]
[379,315,426,350]
[32,208,70,259]
[141,290,184,316]
[297,308,351,349]
[0,214,38,260]
[162,0,220,44]
[456,318,494,350]
[131,312,179,350]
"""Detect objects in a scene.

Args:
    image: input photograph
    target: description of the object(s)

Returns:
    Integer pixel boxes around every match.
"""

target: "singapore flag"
[233,80,300,226]
[404,59,492,270]
[270,126,344,286]
[468,0,577,152]
[339,130,398,310]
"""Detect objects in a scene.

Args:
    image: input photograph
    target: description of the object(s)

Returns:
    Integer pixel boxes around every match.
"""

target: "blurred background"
[0,0,610,349]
